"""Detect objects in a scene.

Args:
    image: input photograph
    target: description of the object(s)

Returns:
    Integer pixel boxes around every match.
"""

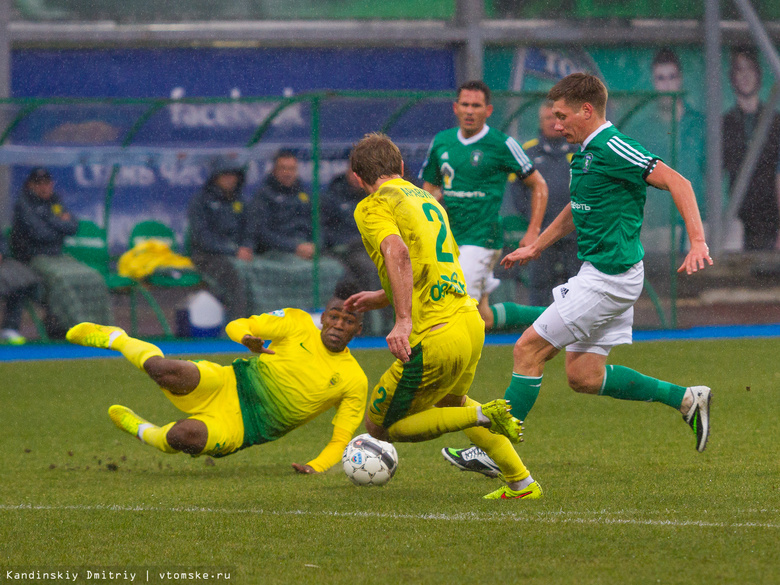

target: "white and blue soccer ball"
[342,433,398,487]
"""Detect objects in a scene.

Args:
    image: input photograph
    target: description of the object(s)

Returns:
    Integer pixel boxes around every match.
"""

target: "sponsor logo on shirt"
[441,152,449,160]
[560,287,569,298]
[571,201,592,211]
[430,272,466,301]
[267,309,286,317]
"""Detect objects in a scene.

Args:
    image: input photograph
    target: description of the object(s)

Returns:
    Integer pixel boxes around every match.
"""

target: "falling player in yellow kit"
[65,290,367,474]
[344,132,542,499]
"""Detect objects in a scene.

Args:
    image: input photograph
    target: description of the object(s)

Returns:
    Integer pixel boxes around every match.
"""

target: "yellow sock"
[387,406,478,442]
[111,335,164,371]
[139,421,179,454]
[462,397,530,483]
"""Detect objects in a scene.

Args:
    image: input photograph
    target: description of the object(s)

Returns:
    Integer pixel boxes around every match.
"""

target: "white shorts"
[532,261,644,355]
[458,245,502,299]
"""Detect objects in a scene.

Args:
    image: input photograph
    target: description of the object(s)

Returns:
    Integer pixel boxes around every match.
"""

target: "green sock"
[504,373,543,420]
[490,303,546,330]
[599,365,686,409]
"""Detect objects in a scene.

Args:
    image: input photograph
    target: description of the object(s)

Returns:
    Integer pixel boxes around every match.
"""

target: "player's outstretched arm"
[380,234,413,362]
[294,426,354,474]
[225,318,277,354]
[344,289,390,313]
[502,204,575,269]
[646,161,713,275]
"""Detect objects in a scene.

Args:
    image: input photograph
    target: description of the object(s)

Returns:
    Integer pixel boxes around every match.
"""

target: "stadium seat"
[64,220,173,337]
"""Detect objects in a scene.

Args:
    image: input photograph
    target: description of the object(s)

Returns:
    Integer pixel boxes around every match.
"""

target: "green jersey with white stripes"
[419,125,535,249]
[570,122,660,275]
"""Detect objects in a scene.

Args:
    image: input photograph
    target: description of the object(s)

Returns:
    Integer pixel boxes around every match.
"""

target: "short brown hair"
[350,133,404,185]
[547,73,608,117]
[457,80,491,105]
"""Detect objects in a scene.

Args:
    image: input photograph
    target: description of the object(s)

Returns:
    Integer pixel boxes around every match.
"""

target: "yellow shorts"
[162,360,245,457]
[367,307,485,429]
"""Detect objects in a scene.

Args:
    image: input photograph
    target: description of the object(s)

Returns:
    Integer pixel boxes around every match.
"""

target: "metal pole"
[0,0,10,226]
[705,0,724,253]
[732,0,780,80]
[455,0,483,83]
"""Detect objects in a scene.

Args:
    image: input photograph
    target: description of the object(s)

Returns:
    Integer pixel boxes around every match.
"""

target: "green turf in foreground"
[1,339,779,585]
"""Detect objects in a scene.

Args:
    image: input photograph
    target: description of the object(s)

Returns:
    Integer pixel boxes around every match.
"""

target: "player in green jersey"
[420,80,548,330]
[443,73,713,481]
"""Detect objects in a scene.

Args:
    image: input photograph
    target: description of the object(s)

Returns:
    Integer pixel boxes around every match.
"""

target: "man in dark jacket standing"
[512,101,581,306]
[188,159,254,320]
[10,167,111,336]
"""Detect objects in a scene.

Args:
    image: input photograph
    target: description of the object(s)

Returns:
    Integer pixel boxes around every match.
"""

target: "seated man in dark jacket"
[246,150,343,313]
[0,229,42,344]
[188,159,254,321]
[10,167,111,336]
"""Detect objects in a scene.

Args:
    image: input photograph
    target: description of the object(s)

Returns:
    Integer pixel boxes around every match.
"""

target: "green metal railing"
[0,89,685,328]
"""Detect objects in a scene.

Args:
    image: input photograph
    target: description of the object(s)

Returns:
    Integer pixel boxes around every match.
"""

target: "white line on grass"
[2,504,779,530]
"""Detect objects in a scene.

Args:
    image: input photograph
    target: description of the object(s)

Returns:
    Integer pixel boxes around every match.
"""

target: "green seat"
[63,219,174,338]
[128,220,202,287]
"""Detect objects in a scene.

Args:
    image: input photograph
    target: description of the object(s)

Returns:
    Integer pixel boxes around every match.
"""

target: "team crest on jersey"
[329,373,341,386]
[470,150,483,167]
[583,152,593,173]
[441,162,455,189]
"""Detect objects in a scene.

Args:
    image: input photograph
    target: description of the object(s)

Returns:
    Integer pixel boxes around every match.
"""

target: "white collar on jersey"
[457,124,490,145]
[581,121,613,150]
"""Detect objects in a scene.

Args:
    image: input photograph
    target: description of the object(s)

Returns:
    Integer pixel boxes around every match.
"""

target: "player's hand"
[344,290,389,313]
[241,335,275,355]
[501,245,540,269]
[677,241,713,275]
[386,318,413,363]
[292,463,319,474]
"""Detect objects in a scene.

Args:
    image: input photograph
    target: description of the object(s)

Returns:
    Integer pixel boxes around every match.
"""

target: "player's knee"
[144,358,197,395]
[166,420,208,454]
[567,370,601,394]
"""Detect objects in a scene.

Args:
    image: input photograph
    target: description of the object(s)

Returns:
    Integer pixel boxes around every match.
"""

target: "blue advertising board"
[8,47,456,249]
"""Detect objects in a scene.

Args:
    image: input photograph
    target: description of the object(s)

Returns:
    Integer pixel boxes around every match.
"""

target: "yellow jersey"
[354,177,476,346]
[226,308,368,447]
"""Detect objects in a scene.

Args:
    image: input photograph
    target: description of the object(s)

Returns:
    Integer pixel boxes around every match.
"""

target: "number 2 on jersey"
[422,202,454,263]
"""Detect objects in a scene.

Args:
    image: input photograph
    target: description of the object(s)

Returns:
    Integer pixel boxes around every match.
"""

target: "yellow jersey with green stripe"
[227,309,367,447]
[354,177,476,346]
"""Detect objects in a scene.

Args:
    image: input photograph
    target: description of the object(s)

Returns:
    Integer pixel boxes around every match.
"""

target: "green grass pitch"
[1,338,779,584]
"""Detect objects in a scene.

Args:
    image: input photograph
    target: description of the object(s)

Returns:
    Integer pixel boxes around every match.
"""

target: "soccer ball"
[342,433,398,487]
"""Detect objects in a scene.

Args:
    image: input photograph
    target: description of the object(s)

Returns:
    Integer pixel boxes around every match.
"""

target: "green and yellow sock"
[111,335,164,371]
[462,397,530,483]
[138,421,180,454]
